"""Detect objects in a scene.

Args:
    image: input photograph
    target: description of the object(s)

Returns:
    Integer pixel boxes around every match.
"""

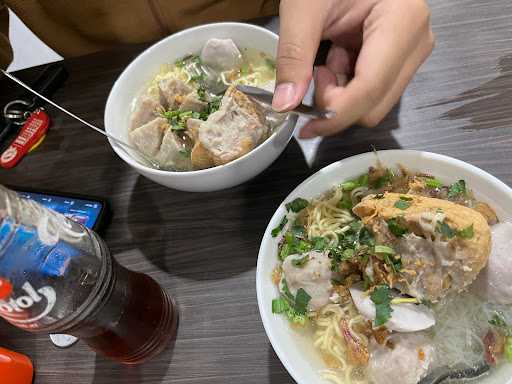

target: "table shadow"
[267,344,294,384]
[311,102,402,171]
[124,138,309,281]
[90,333,176,384]
[124,101,400,282]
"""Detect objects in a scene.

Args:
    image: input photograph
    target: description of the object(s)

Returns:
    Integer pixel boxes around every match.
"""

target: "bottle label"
[0,281,56,326]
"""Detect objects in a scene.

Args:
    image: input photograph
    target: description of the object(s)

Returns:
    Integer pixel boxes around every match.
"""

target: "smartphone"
[12,187,111,233]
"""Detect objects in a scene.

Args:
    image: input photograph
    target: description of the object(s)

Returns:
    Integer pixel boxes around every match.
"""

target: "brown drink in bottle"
[0,185,177,364]
[60,247,178,364]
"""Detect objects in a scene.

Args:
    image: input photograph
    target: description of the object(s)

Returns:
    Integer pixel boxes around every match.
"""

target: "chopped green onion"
[338,194,353,210]
[387,218,408,237]
[384,254,402,273]
[291,224,306,237]
[448,180,467,199]
[292,255,310,268]
[343,248,355,259]
[190,73,205,83]
[424,177,443,189]
[240,63,250,76]
[312,236,328,251]
[375,245,395,255]
[179,148,191,158]
[273,280,311,325]
[294,288,311,315]
[285,198,309,213]
[488,311,512,336]
[394,199,411,210]
[505,338,512,362]
[342,174,369,191]
[271,216,288,237]
[436,221,456,239]
[370,285,393,326]
[272,298,289,313]
[372,169,394,189]
[457,224,474,239]
[197,87,207,101]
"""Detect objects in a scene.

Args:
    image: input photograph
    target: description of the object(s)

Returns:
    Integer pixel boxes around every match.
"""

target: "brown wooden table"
[1,2,511,383]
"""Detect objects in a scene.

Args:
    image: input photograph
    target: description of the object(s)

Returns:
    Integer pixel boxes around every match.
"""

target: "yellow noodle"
[314,303,368,384]
[307,186,354,245]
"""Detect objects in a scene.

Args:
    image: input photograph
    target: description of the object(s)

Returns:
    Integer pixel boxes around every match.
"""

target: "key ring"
[3,100,34,125]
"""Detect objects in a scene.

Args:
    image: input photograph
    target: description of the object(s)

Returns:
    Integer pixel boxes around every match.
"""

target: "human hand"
[272,0,435,138]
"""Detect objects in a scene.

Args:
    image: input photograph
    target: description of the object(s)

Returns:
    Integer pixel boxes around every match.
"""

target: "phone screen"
[16,191,103,229]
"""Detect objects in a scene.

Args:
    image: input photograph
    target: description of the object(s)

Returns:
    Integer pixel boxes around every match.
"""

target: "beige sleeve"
[0,2,13,69]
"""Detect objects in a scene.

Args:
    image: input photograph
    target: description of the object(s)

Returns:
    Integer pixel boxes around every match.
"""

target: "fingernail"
[298,126,317,139]
[272,82,297,112]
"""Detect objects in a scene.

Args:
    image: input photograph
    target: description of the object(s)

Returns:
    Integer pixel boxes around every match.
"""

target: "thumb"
[272,0,326,112]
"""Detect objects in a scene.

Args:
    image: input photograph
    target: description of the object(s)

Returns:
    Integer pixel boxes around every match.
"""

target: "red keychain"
[0,109,50,169]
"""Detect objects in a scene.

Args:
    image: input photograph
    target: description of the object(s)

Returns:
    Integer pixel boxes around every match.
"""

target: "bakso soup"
[129,38,284,171]
[270,164,512,384]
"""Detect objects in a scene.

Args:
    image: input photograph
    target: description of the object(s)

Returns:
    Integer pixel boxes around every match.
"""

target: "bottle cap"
[0,278,13,300]
[49,334,79,348]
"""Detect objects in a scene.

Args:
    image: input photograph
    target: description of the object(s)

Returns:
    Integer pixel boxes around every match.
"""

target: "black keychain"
[0,63,68,153]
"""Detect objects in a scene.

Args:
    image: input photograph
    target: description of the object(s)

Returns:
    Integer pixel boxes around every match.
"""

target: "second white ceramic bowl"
[257,150,512,384]
[104,22,297,192]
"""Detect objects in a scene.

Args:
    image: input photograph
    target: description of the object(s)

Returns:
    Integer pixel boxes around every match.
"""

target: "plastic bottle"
[0,185,177,364]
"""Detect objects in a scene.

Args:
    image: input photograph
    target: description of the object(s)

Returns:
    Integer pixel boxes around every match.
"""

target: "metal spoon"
[419,361,490,384]
[235,85,335,120]
[1,70,162,170]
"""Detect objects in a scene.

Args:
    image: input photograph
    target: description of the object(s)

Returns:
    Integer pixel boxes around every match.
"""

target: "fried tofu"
[195,85,267,166]
[353,192,492,301]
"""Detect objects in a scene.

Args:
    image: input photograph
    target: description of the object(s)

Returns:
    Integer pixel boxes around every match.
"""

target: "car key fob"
[0,63,68,153]
[0,109,51,169]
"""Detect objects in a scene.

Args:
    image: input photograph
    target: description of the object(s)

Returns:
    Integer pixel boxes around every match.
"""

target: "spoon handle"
[419,361,490,384]
[235,85,335,119]
[1,70,160,169]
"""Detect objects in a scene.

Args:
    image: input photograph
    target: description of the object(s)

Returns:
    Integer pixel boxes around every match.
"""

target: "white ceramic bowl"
[105,22,298,192]
[257,150,512,384]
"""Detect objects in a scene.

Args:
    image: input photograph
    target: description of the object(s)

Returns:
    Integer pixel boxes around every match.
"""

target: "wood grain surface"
[1,1,511,383]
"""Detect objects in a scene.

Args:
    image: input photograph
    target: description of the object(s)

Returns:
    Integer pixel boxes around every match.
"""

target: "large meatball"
[353,192,491,302]
[281,251,333,311]
[472,222,512,304]
[367,334,435,384]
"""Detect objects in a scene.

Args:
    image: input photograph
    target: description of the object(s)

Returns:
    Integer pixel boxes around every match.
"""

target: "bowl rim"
[256,149,512,384]
[104,21,285,177]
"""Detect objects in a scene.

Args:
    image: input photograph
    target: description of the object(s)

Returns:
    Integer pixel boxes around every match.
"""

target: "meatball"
[472,222,512,304]
[200,38,242,71]
[281,251,333,311]
[367,334,435,384]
